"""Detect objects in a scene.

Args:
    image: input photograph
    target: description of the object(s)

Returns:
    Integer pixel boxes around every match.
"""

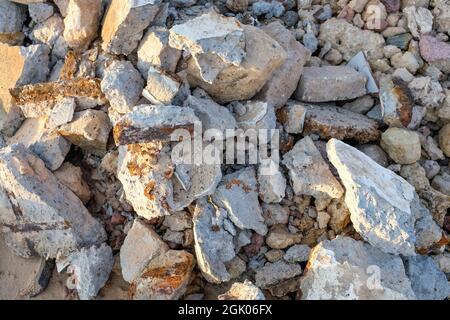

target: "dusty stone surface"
[0,144,106,259]
[300,237,416,300]
[54,162,91,204]
[218,280,265,300]
[380,127,421,164]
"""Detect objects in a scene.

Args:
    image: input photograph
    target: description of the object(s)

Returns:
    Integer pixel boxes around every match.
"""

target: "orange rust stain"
[225,178,251,193]
[143,180,157,201]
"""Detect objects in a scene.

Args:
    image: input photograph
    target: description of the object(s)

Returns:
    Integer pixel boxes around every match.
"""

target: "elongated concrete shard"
[0,144,106,259]
[326,139,441,256]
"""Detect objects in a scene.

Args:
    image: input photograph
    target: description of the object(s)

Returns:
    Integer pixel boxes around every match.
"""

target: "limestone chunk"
[278,103,306,134]
[54,162,91,204]
[218,280,265,300]
[46,97,75,129]
[0,144,106,259]
[380,127,421,164]
[63,0,102,51]
[300,237,416,300]
[130,250,195,300]
[283,136,344,206]
[143,67,186,106]
[193,198,235,284]
[294,66,367,102]
[255,260,302,289]
[212,167,267,236]
[101,0,162,55]
[379,75,414,128]
[0,0,26,45]
[58,109,111,156]
[120,219,169,283]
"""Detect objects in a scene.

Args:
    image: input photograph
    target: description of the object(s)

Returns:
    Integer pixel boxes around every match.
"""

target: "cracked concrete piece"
[283,136,344,205]
[58,109,111,156]
[54,162,91,204]
[101,0,162,55]
[218,280,265,300]
[62,243,114,300]
[0,0,26,45]
[193,198,235,284]
[0,144,106,259]
[379,75,414,128]
[300,236,416,300]
[295,66,367,102]
[130,249,195,300]
[46,97,76,130]
[326,139,438,256]
[142,67,186,106]
[101,60,144,114]
[113,105,199,145]
[120,219,169,283]
[255,260,302,289]
[8,117,71,171]
[212,167,267,236]
[380,127,421,165]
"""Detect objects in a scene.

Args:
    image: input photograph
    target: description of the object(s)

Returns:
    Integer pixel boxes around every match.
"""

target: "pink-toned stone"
[381,0,400,13]
[419,35,450,63]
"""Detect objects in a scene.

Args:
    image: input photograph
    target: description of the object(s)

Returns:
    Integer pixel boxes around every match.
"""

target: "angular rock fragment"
[266,225,302,249]
[255,260,302,289]
[319,18,385,61]
[9,117,71,171]
[294,66,367,102]
[101,0,162,55]
[283,136,344,207]
[117,143,174,219]
[29,2,54,23]
[212,167,267,236]
[380,127,421,164]
[193,198,235,284]
[0,0,26,45]
[218,280,265,300]
[284,244,311,263]
[419,35,450,63]
[60,243,114,300]
[379,75,414,127]
[142,67,186,105]
[11,78,107,118]
[0,43,50,135]
[277,103,306,134]
[300,237,416,300]
[255,21,311,108]
[120,219,169,283]
[262,203,289,226]
[0,144,106,259]
[130,250,195,300]
[234,101,276,137]
[404,6,433,38]
[137,26,182,77]
[327,139,440,255]
[0,235,53,299]
[170,12,286,103]
[113,105,199,145]
[257,164,286,204]
[63,0,102,51]
[101,60,144,114]
[54,162,91,204]
[46,97,76,129]
[301,104,380,144]
[404,255,450,300]
[58,109,111,156]
[347,51,379,94]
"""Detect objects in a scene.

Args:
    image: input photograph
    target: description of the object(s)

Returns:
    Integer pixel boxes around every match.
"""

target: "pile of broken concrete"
[0,0,449,300]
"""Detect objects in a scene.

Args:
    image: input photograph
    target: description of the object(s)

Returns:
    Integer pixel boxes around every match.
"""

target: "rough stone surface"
[0,144,106,259]
[255,260,302,289]
[300,237,416,300]
[54,162,91,204]
[218,280,265,300]
[295,66,367,102]
[380,127,421,164]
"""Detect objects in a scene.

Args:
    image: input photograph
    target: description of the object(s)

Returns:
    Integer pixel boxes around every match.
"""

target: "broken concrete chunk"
[295,66,367,102]
[30,14,64,48]
[120,219,169,283]
[235,101,276,137]
[0,0,26,45]
[137,26,182,77]
[255,260,302,289]
[101,60,144,114]
[404,255,450,300]
[404,6,433,38]
[8,117,71,171]
[54,162,91,204]
[319,18,385,61]
[212,167,267,236]
[101,0,162,55]
[347,51,379,94]
[58,109,111,156]
[218,280,265,300]
[257,164,286,204]
[300,237,416,300]
[379,75,414,128]
[283,244,311,263]
[46,97,76,129]
[184,95,237,137]
[162,211,192,231]
[0,144,106,259]
[11,78,107,118]
[63,243,114,300]
[130,249,195,300]
[262,203,289,226]
[283,136,344,206]
[255,21,311,108]
[29,2,54,23]
[326,139,436,256]
[143,67,186,105]
[117,144,175,219]
[266,225,302,249]
[63,0,102,51]
[113,105,199,145]
[278,103,306,134]
[302,104,380,144]
[380,127,421,164]
[193,198,235,284]
[0,235,53,299]
[173,12,286,103]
